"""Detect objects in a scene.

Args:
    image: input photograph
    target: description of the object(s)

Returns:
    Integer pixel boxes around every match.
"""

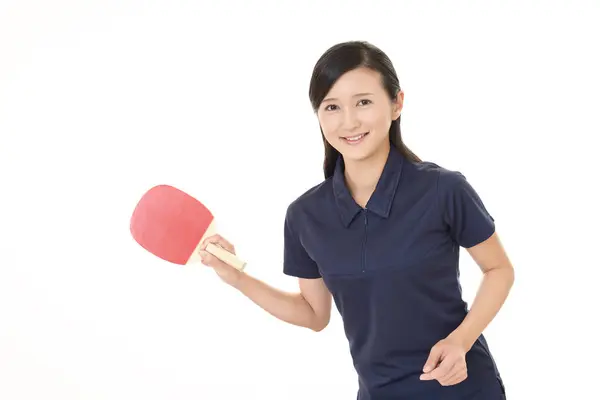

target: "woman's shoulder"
[409,160,488,213]
[410,159,469,187]
[285,177,333,218]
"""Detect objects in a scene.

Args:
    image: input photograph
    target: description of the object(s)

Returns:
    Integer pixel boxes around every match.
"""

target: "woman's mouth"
[342,132,369,145]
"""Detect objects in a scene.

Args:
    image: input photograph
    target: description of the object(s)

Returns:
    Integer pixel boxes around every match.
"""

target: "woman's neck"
[343,142,390,208]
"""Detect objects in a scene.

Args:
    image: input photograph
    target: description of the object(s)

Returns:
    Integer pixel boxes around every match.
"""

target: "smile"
[341,132,369,145]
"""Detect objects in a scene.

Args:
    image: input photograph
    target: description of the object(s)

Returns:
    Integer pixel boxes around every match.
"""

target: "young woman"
[199,41,513,399]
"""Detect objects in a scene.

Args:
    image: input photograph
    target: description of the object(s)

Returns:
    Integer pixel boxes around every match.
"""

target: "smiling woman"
[308,42,421,183]
[199,40,513,400]
[317,69,401,155]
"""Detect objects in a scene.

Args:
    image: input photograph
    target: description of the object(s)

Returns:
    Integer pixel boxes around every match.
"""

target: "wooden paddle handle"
[205,243,246,271]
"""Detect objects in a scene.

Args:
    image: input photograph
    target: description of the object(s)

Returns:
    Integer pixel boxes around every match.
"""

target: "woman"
[199,41,513,399]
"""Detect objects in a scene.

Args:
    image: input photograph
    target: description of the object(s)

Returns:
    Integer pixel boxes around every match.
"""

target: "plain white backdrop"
[1,1,599,398]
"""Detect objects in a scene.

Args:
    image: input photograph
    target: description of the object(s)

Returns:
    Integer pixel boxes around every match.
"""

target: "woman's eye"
[358,99,372,106]
[325,104,338,111]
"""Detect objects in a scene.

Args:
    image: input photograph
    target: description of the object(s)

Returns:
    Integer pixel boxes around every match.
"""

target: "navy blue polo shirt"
[283,145,506,399]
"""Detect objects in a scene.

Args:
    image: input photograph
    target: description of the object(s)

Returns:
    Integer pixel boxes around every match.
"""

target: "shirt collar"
[332,144,405,227]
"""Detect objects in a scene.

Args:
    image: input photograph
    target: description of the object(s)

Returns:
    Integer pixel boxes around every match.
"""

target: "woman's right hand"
[198,234,244,287]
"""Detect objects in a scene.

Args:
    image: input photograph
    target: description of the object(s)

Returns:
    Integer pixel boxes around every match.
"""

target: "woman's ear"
[392,90,404,120]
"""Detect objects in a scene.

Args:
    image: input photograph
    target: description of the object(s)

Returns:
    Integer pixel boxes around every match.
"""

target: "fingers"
[423,357,468,386]
[422,356,453,381]
[420,338,468,386]
[440,367,468,386]
[200,234,236,254]
[198,248,230,270]
[199,234,237,271]
[421,345,443,375]
[198,249,216,265]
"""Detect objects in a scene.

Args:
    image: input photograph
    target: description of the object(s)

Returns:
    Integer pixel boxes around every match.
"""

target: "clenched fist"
[420,336,468,386]
[198,234,244,287]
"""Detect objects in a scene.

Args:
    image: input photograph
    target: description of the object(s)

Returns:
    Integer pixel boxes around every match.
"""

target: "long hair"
[308,41,421,179]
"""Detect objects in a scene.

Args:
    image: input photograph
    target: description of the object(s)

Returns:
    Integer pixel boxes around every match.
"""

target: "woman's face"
[317,67,403,162]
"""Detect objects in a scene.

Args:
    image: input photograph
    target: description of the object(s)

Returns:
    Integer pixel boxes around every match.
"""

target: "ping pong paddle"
[129,184,246,271]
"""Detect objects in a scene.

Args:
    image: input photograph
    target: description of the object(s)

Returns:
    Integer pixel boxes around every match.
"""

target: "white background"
[1,1,599,399]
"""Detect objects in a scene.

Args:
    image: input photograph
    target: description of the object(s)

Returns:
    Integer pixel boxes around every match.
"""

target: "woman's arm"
[420,231,514,385]
[233,274,332,331]
[199,234,332,332]
[449,231,515,350]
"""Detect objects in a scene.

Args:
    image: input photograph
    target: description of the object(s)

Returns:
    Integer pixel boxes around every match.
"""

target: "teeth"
[346,133,365,141]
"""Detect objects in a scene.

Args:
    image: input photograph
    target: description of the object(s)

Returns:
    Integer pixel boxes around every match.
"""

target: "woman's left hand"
[419,336,468,386]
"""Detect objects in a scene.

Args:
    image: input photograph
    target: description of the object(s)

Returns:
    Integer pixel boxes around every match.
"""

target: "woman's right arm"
[198,234,332,332]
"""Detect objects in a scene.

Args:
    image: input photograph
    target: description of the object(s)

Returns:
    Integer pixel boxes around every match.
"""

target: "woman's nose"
[342,110,360,131]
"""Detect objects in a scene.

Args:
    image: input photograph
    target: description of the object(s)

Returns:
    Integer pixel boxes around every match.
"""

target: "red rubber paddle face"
[130,185,214,265]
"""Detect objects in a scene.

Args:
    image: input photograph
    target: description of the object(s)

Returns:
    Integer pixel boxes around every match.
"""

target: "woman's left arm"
[420,231,514,385]
[421,170,514,386]
[448,231,515,351]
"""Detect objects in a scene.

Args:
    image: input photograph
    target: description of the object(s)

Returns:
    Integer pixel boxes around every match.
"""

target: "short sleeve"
[438,170,496,248]
[283,205,321,279]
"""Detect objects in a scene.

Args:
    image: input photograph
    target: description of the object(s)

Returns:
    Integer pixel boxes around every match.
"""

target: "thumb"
[423,345,443,373]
